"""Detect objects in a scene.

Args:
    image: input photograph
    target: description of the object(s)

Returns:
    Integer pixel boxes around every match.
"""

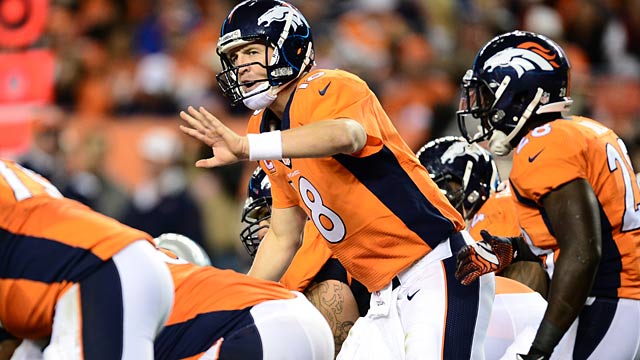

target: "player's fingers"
[199,106,224,130]
[456,245,472,260]
[480,229,493,242]
[456,251,472,267]
[195,158,219,168]
[456,264,470,283]
[179,125,214,147]
[461,271,480,286]
[455,262,473,281]
[456,260,469,277]
[187,106,214,129]
[180,110,207,133]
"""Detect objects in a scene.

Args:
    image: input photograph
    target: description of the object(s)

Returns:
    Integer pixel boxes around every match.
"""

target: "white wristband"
[247,131,283,161]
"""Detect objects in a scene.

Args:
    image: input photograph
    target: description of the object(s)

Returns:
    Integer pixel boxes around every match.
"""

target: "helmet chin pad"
[489,130,513,156]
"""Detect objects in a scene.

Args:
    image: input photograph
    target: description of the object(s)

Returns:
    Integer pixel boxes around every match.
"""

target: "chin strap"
[488,131,512,156]
[243,85,279,110]
[489,87,544,156]
[242,72,303,110]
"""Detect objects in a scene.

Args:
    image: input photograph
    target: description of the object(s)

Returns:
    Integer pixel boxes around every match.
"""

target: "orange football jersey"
[279,221,333,292]
[156,250,294,359]
[510,116,640,299]
[468,181,521,240]
[248,69,464,291]
[0,159,153,338]
[163,252,294,326]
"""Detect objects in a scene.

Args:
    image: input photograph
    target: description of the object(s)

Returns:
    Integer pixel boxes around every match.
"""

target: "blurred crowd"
[10,0,640,271]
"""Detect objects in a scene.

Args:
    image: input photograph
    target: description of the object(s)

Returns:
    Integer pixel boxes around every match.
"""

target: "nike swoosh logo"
[318,81,332,96]
[407,289,421,301]
[528,149,544,163]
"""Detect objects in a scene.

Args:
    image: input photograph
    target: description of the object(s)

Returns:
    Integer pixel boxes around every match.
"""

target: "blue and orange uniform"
[155,250,333,360]
[0,159,173,359]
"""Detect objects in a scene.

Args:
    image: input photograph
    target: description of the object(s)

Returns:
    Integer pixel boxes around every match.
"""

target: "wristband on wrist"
[247,131,283,161]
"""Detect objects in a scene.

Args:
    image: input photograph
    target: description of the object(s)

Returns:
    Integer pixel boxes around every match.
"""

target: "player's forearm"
[247,232,299,281]
[532,248,599,355]
[281,119,367,157]
[533,179,602,356]
[0,339,20,360]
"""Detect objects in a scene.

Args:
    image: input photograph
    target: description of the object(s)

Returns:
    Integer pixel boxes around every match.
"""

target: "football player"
[417,136,549,296]
[152,233,334,360]
[416,137,573,358]
[241,166,369,355]
[5,232,334,360]
[0,159,174,359]
[455,30,640,359]
[179,0,494,358]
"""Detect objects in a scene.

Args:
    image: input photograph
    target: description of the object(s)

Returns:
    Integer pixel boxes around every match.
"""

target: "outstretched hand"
[179,106,249,168]
[455,230,515,285]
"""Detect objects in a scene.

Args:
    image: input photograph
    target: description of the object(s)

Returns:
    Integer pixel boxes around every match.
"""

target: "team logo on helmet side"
[483,42,559,78]
[258,5,307,31]
[441,141,479,164]
[259,174,271,192]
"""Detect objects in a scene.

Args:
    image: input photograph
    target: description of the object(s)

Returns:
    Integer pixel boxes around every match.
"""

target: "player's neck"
[268,76,300,118]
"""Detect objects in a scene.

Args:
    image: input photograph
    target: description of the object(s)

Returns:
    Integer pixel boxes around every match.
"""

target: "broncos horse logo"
[257,5,307,31]
[483,42,560,78]
[441,141,482,165]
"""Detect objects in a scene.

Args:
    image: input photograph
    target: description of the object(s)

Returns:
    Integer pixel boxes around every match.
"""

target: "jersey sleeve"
[468,189,521,240]
[510,122,588,204]
[259,161,299,209]
[291,70,384,157]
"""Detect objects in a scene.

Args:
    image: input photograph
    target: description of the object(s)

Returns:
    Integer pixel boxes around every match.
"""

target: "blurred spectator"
[522,4,563,40]
[602,0,640,78]
[558,0,610,71]
[189,157,249,271]
[122,127,207,254]
[17,0,640,271]
[17,106,68,188]
[61,127,131,221]
[131,53,180,114]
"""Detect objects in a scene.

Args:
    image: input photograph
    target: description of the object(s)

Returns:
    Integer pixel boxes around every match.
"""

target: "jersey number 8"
[298,176,346,243]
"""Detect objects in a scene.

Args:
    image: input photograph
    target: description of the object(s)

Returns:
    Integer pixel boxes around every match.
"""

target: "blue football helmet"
[216,0,314,105]
[240,166,272,257]
[416,136,500,220]
[457,31,572,155]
